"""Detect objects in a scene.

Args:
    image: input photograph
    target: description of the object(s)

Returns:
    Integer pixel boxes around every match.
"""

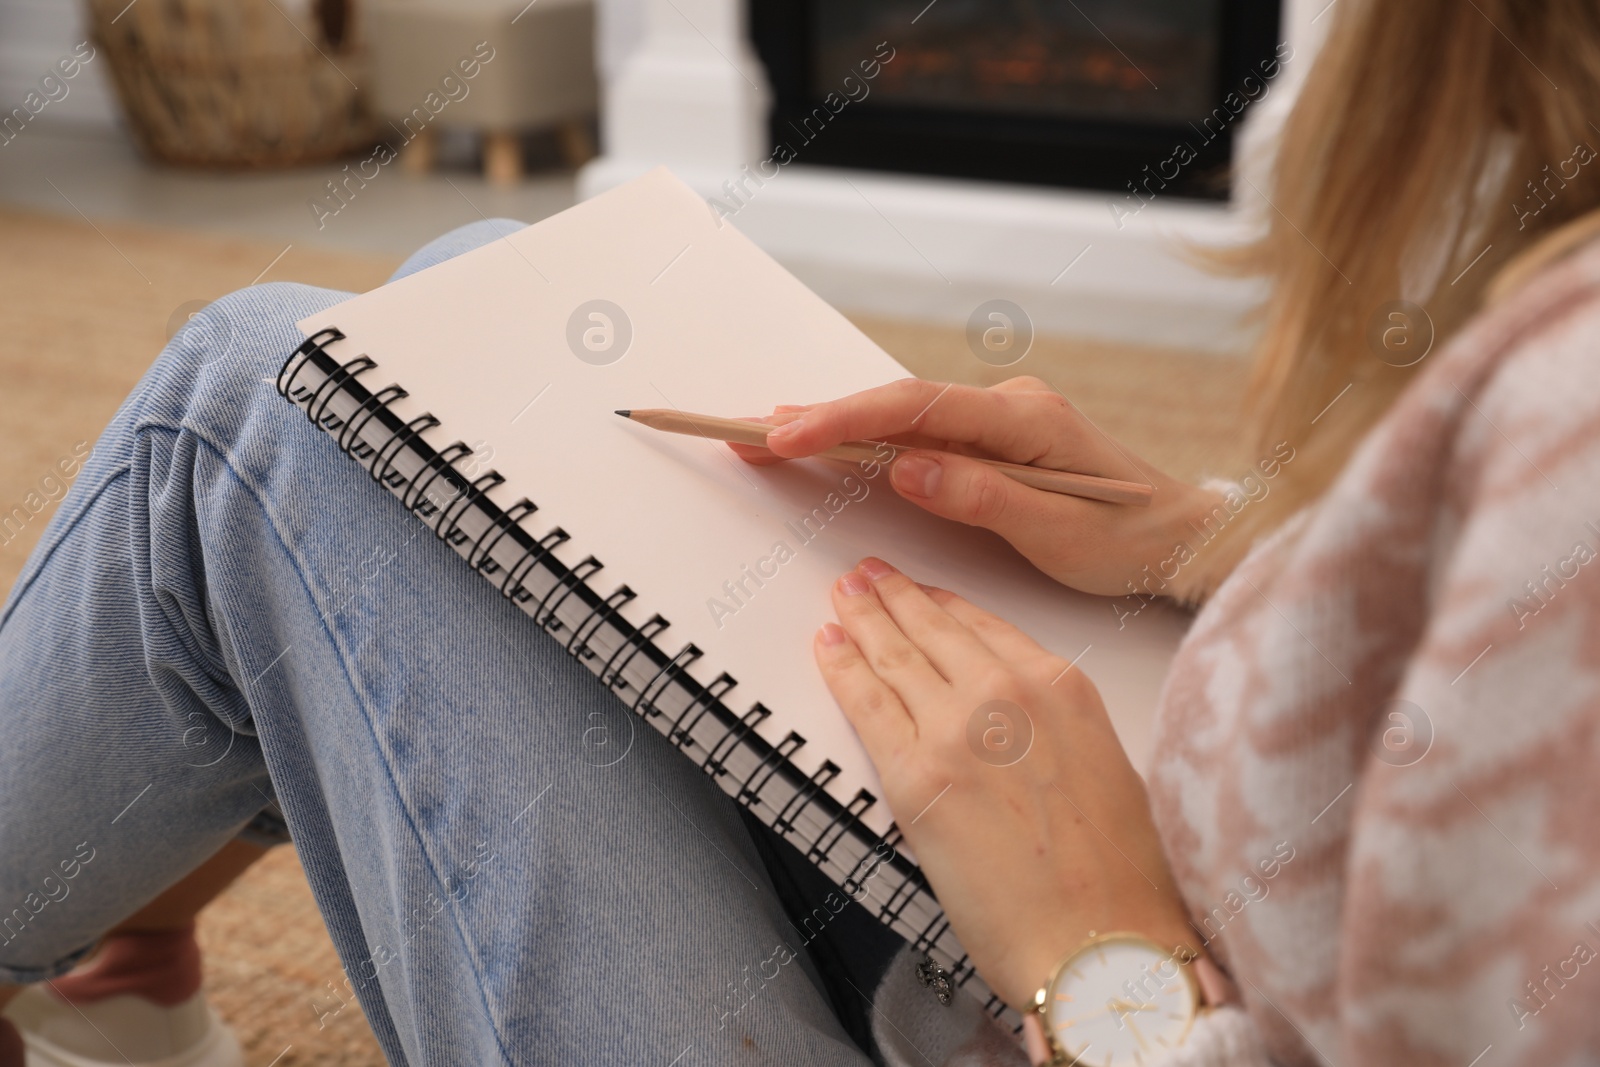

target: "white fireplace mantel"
[582,0,1326,353]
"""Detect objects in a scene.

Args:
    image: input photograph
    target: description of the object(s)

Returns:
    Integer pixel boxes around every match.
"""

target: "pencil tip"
[614,409,631,418]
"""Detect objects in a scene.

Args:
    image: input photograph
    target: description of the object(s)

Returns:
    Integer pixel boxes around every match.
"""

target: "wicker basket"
[88,0,379,168]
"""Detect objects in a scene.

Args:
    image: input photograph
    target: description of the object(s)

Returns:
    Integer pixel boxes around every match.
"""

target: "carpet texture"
[0,207,1248,1065]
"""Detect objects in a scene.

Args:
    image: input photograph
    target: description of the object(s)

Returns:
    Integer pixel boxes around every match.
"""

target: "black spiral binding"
[703,703,770,777]
[809,791,875,867]
[774,761,840,836]
[309,355,374,430]
[276,331,1010,1022]
[534,555,603,633]
[598,613,667,690]
[877,853,926,926]
[666,666,726,741]
[468,498,538,576]
[338,383,405,458]
[404,441,473,517]
[502,528,570,604]
[440,472,503,545]
[844,825,901,899]
[737,731,805,806]
[374,413,440,490]
[633,643,702,719]
[568,585,636,660]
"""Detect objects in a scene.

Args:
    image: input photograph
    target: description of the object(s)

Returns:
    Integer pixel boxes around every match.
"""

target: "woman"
[3,1,1599,1065]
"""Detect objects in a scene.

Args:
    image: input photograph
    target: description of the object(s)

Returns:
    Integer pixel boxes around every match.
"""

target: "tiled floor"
[0,122,579,258]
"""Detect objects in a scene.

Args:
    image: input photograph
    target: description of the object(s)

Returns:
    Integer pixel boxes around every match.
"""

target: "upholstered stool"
[366,0,597,184]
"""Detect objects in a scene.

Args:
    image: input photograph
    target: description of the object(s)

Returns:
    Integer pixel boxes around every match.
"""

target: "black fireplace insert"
[749,0,1284,199]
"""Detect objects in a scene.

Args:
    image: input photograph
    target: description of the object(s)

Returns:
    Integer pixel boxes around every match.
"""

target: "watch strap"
[1192,954,1239,1008]
[1022,1013,1056,1066]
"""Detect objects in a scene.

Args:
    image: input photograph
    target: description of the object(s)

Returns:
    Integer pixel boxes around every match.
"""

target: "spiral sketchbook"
[277,167,1187,1017]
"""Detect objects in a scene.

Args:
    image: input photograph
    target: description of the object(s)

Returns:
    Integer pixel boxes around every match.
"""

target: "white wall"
[596,0,647,83]
[0,0,119,130]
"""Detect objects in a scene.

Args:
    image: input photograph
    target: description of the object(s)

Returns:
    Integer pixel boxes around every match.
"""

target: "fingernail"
[766,420,803,442]
[891,454,942,497]
[858,557,896,581]
[838,572,870,596]
[818,622,847,645]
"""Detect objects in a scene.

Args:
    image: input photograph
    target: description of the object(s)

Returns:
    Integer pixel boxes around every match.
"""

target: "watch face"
[1042,935,1197,1066]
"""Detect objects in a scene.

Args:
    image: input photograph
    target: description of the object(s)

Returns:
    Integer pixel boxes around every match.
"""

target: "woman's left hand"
[814,557,1200,1010]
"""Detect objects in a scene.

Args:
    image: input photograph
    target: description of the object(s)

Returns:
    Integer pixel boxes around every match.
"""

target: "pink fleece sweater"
[1143,232,1600,1065]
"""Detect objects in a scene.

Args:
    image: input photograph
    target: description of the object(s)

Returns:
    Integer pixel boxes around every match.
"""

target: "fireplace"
[582,0,1317,352]
[750,0,1282,197]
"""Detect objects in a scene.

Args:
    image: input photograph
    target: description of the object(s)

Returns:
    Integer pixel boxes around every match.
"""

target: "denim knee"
[117,281,354,452]
[389,218,525,280]
[182,282,339,391]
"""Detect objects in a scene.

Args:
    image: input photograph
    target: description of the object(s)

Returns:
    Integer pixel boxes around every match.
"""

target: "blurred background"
[0,0,1323,1061]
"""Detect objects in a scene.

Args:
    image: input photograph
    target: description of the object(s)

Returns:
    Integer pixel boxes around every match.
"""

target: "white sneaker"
[3,986,243,1067]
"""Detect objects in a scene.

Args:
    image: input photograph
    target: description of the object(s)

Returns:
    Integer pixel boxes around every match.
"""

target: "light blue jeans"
[0,221,919,1065]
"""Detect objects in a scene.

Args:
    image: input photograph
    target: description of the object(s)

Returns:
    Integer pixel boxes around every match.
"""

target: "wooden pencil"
[614,408,1153,507]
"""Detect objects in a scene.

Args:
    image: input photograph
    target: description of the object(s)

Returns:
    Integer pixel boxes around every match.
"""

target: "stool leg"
[401,126,437,174]
[483,130,523,186]
[558,119,596,169]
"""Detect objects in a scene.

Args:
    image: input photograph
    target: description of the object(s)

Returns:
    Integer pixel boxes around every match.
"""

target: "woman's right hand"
[732,377,1223,598]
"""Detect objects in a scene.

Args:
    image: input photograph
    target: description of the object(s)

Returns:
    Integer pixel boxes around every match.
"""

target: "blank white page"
[299,167,1188,835]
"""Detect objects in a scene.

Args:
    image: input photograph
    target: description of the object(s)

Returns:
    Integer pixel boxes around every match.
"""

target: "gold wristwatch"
[1021,931,1235,1067]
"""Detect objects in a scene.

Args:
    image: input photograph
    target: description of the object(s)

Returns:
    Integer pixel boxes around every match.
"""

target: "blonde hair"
[1186,0,1600,597]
